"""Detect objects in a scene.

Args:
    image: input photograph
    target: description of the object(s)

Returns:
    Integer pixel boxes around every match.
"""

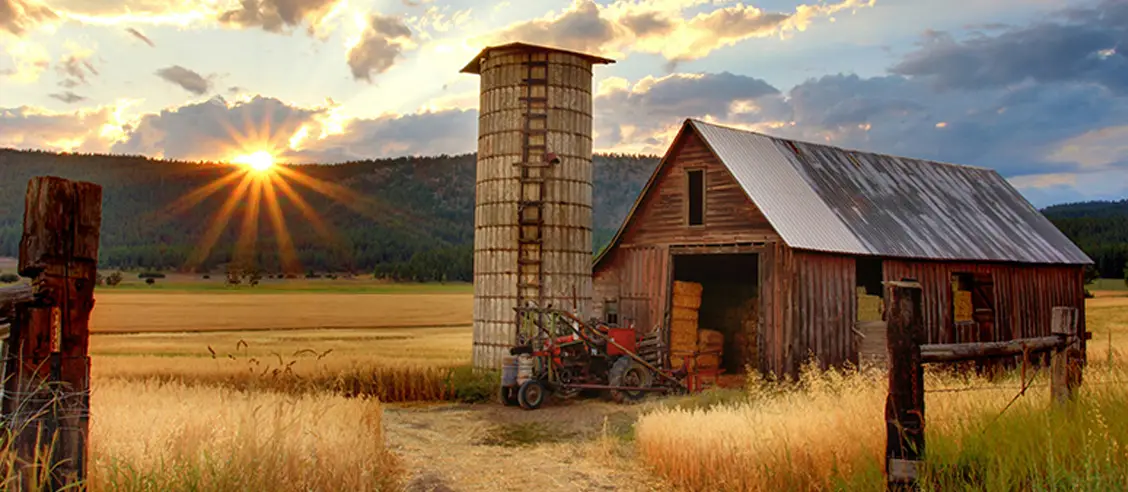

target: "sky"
[1,0,1126,207]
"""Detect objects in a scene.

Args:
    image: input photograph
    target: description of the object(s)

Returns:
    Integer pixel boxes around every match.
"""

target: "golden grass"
[88,379,403,491]
[90,291,472,333]
[635,298,1128,491]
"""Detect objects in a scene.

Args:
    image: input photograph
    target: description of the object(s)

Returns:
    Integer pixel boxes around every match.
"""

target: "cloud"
[55,45,99,88]
[890,0,1128,94]
[347,14,414,83]
[478,0,875,64]
[111,95,324,161]
[1,39,50,83]
[218,0,344,34]
[0,104,117,153]
[49,91,86,104]
[286,109,477,163]
[155,65,211,95]
[0,0,57,36]
[126,27,155,46]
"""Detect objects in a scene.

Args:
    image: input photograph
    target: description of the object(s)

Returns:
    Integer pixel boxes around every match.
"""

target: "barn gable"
[595,119,1092,269]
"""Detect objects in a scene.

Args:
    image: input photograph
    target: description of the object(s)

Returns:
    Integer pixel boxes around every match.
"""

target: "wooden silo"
[461,43,615,369]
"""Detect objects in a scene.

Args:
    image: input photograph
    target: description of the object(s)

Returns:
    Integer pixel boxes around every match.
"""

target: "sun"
[233,151,275,173]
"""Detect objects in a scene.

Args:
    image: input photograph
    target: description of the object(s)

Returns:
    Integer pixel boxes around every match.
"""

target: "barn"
[591,118,1093,379]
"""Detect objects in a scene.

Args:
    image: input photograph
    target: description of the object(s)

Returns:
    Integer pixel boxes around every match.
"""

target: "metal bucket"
[517,354,534,385]
[500,355,518,387]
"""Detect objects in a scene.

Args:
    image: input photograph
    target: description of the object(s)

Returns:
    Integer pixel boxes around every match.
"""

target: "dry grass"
[88,379,403,491]
[635,297,1128,491]
[90,291,472,333]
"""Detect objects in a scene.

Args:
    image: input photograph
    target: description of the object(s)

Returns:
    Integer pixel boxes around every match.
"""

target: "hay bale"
[696,353,721,370]
[670,350,696,371]
[953,290,973,322]
[671,306,699,322]
[672,281,703,309]
[857,287,883,322]
[698,329,724,352]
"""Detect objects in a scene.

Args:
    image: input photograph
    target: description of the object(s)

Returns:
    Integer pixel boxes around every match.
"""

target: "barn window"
[686,169,705,226]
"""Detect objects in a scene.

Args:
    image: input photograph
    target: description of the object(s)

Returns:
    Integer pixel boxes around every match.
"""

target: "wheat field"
[634,296,1128,491]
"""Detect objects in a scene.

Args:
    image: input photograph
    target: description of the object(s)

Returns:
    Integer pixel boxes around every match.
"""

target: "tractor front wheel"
[608,357,653,404]
[517,380,546,410]
[500,385,520,406]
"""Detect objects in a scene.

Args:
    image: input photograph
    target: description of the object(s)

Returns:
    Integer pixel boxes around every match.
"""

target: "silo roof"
[595,119,1093,267]
[459,42,615,74]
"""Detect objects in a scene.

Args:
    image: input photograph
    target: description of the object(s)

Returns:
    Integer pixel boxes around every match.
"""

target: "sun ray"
[273,166,422,234]
[157,168,246,219]
[269,169,336,241]
[233,178,264,272]
[184,172,256,272]
[263,175,303,275]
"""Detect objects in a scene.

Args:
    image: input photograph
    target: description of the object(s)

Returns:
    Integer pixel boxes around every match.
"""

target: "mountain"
[0,149,657,281]
[1042,200,1128,279]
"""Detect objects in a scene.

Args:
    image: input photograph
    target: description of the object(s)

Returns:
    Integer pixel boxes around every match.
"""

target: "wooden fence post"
[2,176,101,490]
[885,279,925,491]
[1050,306,1082,406]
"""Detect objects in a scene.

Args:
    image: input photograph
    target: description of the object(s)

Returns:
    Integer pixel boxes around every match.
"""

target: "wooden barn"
[591,118,1093,379]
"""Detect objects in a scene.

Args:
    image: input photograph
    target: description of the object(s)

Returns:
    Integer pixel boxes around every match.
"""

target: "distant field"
[1092,278,1128,293]
[91,290,472,333]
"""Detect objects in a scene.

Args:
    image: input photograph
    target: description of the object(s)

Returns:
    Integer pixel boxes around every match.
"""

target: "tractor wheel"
[500,385,520,406]
[608,357,653,404]
[517,380,546,410]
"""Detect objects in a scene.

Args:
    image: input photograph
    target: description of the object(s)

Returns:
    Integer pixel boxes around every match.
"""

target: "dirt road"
[383,400,670,492]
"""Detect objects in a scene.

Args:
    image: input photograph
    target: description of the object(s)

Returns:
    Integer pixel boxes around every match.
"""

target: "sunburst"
[151,105,422,277]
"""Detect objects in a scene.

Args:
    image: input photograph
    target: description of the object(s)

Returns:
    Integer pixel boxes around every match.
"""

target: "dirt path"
[383,400,671,492]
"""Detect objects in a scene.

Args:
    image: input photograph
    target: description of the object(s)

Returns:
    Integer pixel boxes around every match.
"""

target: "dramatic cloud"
[286,109,477,163]
[891,0,1128,94]
[49,91,86,104]
[479,0,875,64]
[0,104,117,153]
[155,65,211,95]
[218,0,344,34]
[126,27,155,46]
[347,14,414,83]
[111,96,324,161]
[0,0,57,36]
[1,40,50,83]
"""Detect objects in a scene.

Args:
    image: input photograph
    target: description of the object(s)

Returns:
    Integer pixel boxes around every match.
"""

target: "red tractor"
[499,306,688,410]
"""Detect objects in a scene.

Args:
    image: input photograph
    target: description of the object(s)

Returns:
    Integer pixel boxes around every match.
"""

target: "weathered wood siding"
[883,260,1086,351]
[618,131,780,247]
[592,245,669,334]
[759,244,856,377]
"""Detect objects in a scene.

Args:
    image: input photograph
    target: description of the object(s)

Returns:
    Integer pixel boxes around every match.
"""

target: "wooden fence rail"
[883,279,1087,491]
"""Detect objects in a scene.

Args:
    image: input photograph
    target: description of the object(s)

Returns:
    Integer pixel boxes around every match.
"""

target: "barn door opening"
[669,251,759,383]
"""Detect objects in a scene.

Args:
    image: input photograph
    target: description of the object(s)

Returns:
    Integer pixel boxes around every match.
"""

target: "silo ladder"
[514,52,550,311]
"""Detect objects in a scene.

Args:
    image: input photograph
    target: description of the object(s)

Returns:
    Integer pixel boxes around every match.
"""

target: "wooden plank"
[1050,306,1082,406]
[920,336,1067,363]
[885,279,924,491]
[0,284,33,310]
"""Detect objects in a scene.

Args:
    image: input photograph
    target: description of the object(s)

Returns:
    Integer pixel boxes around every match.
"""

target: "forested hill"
[0,149,657,280]
[1042,199,1128,279]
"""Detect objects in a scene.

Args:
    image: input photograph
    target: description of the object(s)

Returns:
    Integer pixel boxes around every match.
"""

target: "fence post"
[1050,306,1082,406]
[2,176,102,490]
[884,279,925,491]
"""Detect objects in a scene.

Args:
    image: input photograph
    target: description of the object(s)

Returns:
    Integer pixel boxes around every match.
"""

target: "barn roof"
[594,119,1092,267]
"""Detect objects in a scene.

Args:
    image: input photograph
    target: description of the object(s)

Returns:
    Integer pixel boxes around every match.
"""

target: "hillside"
[1042,200,1128,279]
[0,149,656,280]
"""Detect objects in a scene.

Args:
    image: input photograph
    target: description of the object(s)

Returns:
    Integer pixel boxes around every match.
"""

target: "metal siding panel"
[688,119,1092,265]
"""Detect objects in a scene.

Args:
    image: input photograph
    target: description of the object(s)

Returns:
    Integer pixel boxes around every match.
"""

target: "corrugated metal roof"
[689,119,1093,264]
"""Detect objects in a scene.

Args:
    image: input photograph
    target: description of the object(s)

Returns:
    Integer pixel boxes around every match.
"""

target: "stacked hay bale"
[697,329,724,371]
[669,281,702,371]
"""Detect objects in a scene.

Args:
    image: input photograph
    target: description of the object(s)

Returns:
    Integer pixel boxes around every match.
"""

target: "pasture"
[17,278,1128,490]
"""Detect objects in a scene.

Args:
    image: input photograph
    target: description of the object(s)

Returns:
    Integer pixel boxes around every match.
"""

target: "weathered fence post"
[884,279,925,491]
[1050,306,1082,406]
[2,176,101,490]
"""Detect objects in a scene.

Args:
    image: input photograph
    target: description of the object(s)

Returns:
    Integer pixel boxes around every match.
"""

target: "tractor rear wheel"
[517,380,546,410]
[608,357,653,403]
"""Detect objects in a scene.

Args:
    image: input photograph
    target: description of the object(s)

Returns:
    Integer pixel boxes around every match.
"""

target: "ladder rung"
[518,176,545,182]
[522,60,549,67]
[519,219,543,226]
[519,97,547,103]
[522,128,548,135]
[519,238,542,244]
[518,282,541,289]
[523,78,548,85]
[527,113,548,119]
[518,258,541,265]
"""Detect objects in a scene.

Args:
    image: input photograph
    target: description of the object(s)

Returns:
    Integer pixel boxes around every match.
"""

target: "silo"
[461,43,615,369]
